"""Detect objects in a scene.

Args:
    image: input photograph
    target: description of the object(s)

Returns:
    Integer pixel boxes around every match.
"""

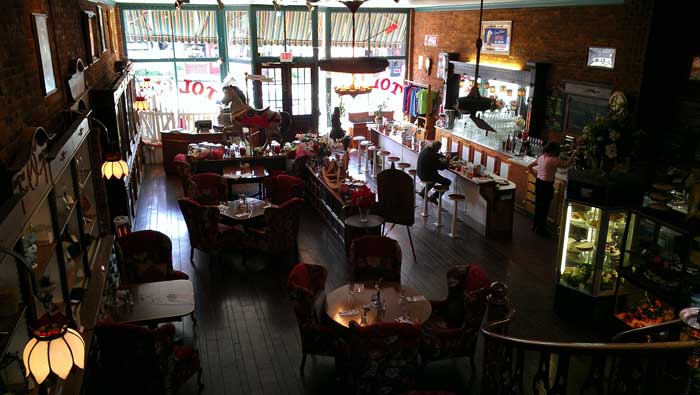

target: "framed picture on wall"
[31,13,57,96]
[97,6,108,53]
[481,21,511,55]
[690,56,700,81]
[82,10,98,63]
[586,47,616,69]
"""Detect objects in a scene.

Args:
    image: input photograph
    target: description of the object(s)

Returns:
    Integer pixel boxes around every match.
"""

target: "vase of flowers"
[351,185,375,222]
[573,113,642,174]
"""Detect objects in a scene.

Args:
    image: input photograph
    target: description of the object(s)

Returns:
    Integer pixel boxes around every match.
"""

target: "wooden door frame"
[255,62,319,132]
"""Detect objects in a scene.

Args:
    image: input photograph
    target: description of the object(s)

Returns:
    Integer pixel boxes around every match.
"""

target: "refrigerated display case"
[554,199,630,320]
[613,207,700,328]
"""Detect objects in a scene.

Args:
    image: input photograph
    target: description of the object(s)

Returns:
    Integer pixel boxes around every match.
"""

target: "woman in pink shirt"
[527,143,573,236]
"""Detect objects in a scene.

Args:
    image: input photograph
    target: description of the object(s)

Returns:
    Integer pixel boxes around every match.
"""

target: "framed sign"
[424,34,438,47]
[32,14,57,96]
[690,56,700,81]
[586,47,616,69]
[481,21,511,55]
[280,52,293,63]
[97,6,108,53]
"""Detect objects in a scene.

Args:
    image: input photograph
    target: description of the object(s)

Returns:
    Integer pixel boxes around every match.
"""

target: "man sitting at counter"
[417,140,451,204]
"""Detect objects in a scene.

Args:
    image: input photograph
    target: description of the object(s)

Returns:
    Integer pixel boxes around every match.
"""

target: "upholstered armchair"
[263,174,304,205]
[420,265,491,366]
[177,197,245,263]
[345,322,421,395]
[187,172,228,205]
[241,197,304,258]
[173,153,192,196]
[287,263,337,374]
[348,235,402,282]
[116,230,189,283]
[94,322,202,394]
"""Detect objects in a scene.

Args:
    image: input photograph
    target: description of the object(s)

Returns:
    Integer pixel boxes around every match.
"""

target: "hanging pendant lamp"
[318,1,389,76]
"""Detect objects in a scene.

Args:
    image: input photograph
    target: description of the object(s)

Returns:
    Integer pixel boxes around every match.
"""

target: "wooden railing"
[480,287,696,395]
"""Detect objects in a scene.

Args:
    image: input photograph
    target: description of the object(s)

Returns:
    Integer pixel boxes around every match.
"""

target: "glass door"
[257,62,318,134]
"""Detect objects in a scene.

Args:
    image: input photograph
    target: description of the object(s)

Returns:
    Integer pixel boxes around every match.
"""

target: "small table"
[218,198,271,224]
[111,280,195,327]
[223,164,269,198]
[325,282,432,328]
[343,214,385,253]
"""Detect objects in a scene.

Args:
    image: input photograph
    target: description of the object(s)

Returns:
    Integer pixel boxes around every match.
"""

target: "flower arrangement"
[351,185,375,208]
[374,102,388,119]
[571,113,643,173]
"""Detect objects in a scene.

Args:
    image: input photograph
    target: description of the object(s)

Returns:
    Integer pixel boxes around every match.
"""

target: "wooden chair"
[374,168,417,261]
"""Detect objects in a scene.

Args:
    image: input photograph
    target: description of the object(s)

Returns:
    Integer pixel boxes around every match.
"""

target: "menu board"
[544,95,563,134]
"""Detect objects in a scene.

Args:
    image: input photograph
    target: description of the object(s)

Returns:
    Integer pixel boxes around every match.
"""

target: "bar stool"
[432,184,449,227]
[408,169,418,193]
[387,156,400,169]
[447,193,465,238]
[360,140,371,172]
[365,144,375,173]
[367,146,377,177]
[353,136,365,172]
[419,182,430,217]
[397,162,411,172]
[376,150,391,173]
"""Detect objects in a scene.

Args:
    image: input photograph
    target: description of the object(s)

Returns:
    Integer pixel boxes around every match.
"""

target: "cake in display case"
[613,207,700,328]
[554,199,629,320]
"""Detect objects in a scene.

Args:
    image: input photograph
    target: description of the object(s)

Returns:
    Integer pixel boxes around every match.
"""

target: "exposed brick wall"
[410,1,653,100]
[0,0,120,165]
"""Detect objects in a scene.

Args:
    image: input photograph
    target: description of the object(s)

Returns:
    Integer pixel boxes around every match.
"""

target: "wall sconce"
[483,81,490,90]
[489,86,496,94]
[507,89,513,97]
[500,86,506,93]
[517,87,526,97]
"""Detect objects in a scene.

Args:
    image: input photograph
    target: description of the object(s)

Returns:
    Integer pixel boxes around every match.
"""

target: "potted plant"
[374,102,387,127]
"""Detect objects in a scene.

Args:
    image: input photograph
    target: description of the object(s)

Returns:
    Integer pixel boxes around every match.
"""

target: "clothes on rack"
[416,89,437,115]
[402,84,438,117]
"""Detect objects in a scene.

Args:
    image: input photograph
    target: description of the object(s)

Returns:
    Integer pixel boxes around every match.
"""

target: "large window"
[226,10,250,59]
[256,9,314,58]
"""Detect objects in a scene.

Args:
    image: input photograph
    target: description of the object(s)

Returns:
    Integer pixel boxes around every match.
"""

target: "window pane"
[227,62,254,104]
[318,11,326,60]
[330,12,369,57]
[256,10,284,57]
[285,10,313,57]
[291,67,312,115]
[226,11,250,59]
[369,13,406,57]
[124,9,174,59]
[172,10,219,59]
[260,67,283,111]
[132,62,177,140]
[176,62,222,114]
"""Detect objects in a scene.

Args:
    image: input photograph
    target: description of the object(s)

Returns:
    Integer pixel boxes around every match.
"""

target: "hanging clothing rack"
[403,80,437,139]
[404,79,430,89]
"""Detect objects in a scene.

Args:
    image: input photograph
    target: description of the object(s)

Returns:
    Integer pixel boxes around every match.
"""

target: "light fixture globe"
[22,323,85,384]
[102,153,129,180]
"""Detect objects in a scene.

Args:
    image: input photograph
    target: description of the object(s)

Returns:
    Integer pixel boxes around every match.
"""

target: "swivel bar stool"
[447,193,466,237]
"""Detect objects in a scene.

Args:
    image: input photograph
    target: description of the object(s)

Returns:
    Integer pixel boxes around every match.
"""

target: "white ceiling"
[113,0,546,8]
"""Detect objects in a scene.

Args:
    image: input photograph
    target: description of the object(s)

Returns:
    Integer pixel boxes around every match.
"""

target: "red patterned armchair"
[287,263,337,374]
[173,153,192,196]
[349,236,402,282]
[420,265,491,366]
[94,322,202,394]
[241,197,304,257]
[263,174,304,205]
[187,173,228,205]
[178,197,245,263]
[345,322,421,395]
[116,230,189,283]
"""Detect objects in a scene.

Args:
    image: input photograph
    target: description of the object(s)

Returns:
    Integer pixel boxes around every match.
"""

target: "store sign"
[179,79,219,100]
[372,78,404,96]
[280,52,293,63]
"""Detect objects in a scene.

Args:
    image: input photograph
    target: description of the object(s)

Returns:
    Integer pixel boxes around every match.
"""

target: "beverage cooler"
[554,198,630,321]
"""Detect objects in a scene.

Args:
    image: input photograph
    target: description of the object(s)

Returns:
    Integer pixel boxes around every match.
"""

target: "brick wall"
[0,0,120,165]
[410,1,653,100]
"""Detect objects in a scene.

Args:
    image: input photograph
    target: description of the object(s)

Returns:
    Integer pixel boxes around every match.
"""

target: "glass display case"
[557,200,628,296]
[613,207,700,328]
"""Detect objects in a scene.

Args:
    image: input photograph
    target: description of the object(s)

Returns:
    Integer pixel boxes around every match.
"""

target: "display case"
[0,116,112,393]
[613,207,700,329]
[554,199,630,320]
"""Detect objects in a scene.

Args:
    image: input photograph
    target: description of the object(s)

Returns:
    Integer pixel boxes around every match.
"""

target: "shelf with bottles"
[557,200,629,297]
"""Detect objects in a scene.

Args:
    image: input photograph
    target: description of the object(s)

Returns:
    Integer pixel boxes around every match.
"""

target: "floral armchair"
[177,197,245,262]
[94,322,202,394]
[187,173,228,205]
[263,174,304,205]
[344,322,421,395]
[287,263,337,374]
[241,197,304,257]
[420,265,491,364]
[116,230,189,284]
[349,236,402,282]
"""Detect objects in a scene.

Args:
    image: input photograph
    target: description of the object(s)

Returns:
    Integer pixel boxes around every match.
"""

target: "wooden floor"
[134,164,597,395]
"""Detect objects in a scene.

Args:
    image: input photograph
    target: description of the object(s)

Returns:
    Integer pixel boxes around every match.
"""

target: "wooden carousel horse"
[220,83,292,148]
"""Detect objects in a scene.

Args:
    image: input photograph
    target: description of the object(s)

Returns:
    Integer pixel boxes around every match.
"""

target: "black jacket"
[417,147,448,181]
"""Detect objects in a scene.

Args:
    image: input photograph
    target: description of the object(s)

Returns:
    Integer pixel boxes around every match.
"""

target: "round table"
[343,214,385,253]
[325,282,432,328]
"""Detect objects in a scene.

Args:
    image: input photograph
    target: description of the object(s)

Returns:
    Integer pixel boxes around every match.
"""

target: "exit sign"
[280,52,293,63]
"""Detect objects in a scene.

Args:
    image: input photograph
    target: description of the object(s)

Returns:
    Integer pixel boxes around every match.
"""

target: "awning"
[123,9,217,44]
[226,10,249,45]
[256,10,313,47]
[330,12,406,48]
